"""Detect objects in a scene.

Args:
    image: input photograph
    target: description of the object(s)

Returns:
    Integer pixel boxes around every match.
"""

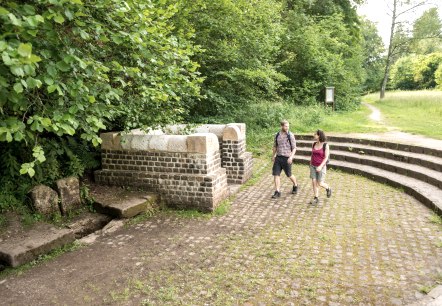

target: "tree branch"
[396,1,428,18]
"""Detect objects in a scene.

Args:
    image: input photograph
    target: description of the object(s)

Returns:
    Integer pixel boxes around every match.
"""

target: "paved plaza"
[0,164,441,305]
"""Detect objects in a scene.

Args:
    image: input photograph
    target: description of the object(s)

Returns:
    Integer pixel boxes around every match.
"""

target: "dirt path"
[358,102,442,148]
[1,164,441,305]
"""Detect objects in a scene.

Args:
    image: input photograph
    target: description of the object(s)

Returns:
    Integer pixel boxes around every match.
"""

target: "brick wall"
[95,133,229,212]
[221,139,253,184]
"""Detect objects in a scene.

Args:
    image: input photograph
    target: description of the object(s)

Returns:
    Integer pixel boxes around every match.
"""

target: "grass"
[364,90,442,139]
[246,102,387,158]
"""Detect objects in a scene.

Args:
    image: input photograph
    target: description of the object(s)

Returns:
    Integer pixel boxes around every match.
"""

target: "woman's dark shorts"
[272,156,292,177]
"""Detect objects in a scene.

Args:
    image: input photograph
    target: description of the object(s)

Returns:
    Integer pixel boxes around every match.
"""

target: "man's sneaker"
[271,191,281,199]
[292,185,298,194]
[310,197,319,205]
[326,187,332,198]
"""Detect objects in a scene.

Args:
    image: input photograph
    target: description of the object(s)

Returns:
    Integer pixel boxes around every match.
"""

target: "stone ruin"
[95,123,253,212]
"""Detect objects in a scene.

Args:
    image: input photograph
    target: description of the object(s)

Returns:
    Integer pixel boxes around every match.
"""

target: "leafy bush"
[0,0,201,176]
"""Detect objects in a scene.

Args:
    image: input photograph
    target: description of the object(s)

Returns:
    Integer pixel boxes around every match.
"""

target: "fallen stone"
[92,187,158,218]
[0,223,75,267]
[78,233,99,245]
[66,212,112,239]
[56,177,82,215]
[428,296,442,306]
[429,286,442,299]
[28,185,59,216]
[101,220,125,235]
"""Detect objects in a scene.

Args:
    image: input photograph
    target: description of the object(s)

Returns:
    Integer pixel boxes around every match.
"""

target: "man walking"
[271,120,298,198]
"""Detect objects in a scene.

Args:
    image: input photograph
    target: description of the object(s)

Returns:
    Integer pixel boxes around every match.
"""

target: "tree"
[278,11,364,110]
[410,7,442,54]
[360,18,385,92]
[380,0,430,99]
[171,0,286,119]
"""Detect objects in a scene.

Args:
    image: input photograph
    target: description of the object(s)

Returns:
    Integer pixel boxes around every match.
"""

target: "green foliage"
[0,0,201,175]
[414,53,442,88]
[390,56,422,90]
[279,12,364,110]
[390,53,442,90]
[360,18,385,92]
[411,8,442,55]
[173,0,286,118]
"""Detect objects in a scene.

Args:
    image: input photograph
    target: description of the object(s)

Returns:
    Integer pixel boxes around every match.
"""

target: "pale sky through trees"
[357,0,442,47]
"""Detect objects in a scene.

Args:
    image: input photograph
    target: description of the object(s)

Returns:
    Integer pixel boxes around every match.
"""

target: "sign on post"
[325,86,335,111]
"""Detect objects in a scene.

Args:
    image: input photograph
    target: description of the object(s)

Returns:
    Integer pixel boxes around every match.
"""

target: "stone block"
[92,187,158,218]
[122,135,151,150]
[101,132,122,150]
[66,212,112,239]
[55,177,82,215]
[28,185,59,216]
[148,135,169,151]
[429,285,442,299]
[187,133,219,154]
[167,136,188,152]
[228,123,246,139]
[0,223,75,267]
[223,125,242,141]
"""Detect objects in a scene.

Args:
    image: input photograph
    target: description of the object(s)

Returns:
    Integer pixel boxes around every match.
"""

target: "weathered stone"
[429,285,442,299]
[28,185,59,216]
[0,223,74,267]
[222,125,242,141]
[55,177,82,215]
[167,135,188,152]
[92,187,158,218]
[66,212,112,239]
[187,133,219,154]
[101,220,125,235]
[428,296,442,306]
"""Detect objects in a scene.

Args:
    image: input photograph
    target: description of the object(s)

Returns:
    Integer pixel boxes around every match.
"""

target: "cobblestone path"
[1,164,441,306]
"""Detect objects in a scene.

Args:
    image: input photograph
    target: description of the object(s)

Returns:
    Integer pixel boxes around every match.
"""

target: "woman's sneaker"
[292,185,298,194]
[310,197,319,205]
[326,187,332,198]
[271,191,281,199]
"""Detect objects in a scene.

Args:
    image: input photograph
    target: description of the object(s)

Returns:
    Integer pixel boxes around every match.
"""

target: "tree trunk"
[380,0,397,99]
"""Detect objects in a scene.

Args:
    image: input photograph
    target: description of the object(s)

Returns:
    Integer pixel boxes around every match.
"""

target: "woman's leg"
[312,179,319,198]
[319,181,329,190]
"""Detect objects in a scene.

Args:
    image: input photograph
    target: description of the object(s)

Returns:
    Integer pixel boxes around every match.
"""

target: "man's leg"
[284,160,298,194]
[274,175,281,192]
[271,158,282,198]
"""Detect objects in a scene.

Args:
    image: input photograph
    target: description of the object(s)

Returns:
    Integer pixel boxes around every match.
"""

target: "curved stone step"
[295,140,442,172]
[295,134,442,158]
[295,147,442,189]
[294,155,442,214]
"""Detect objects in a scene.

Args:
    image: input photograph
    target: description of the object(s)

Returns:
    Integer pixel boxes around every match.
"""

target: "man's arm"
[288,134,296,163]
[272,146,277,162]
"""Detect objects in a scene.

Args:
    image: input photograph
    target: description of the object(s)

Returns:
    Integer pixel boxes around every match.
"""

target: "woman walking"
[310,130,332,204]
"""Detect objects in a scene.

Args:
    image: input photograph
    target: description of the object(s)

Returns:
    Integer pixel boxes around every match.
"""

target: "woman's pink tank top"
[311,143,325,166]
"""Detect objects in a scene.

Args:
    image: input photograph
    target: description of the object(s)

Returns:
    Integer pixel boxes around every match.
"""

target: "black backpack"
[312,142,330,165]
[275,131,295,151]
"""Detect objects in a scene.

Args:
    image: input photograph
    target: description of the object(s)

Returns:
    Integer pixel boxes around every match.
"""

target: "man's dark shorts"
[272,156,292,177]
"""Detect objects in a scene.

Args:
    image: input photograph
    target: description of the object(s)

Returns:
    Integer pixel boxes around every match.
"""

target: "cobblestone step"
[295,134,442,158]
[295,140,442,172]
[294,155,442,214]
[295,147,442,189]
